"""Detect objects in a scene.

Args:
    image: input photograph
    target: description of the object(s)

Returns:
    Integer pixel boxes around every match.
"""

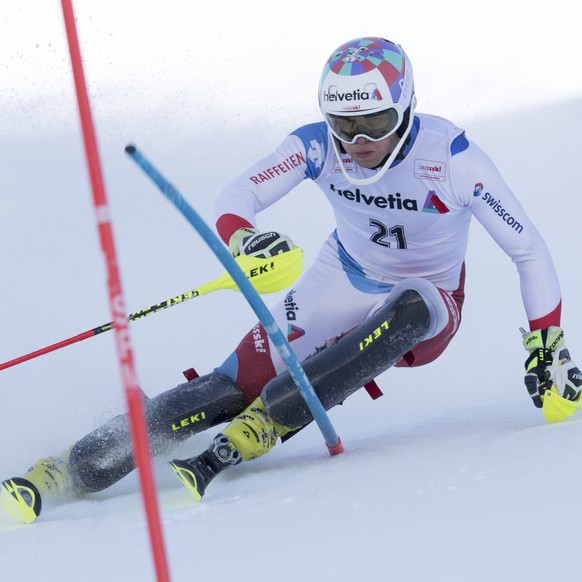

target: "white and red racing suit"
[213,113,561,403]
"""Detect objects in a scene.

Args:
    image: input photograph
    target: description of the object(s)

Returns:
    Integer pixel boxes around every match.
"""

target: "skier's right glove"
[228,227,294,259]
[522,326,582,416]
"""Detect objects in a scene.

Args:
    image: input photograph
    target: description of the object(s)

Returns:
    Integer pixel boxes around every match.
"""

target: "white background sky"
[1,2,582,581]
[2,0,582,136]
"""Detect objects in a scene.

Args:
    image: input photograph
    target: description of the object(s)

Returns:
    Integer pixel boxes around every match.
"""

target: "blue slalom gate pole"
[125,145,343,455]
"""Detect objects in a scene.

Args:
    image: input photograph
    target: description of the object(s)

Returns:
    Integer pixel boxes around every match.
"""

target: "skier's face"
[342,133,400,169]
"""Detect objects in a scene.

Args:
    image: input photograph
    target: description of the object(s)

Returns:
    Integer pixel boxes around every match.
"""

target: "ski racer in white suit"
[212,38,574,402]
[182,36,582,492]
[3,38,580,520]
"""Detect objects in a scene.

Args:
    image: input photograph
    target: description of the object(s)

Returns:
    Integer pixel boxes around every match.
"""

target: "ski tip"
[169,460,203,502]
[124,144,136,154]
[0,477,42,524]
[327,437,344,456]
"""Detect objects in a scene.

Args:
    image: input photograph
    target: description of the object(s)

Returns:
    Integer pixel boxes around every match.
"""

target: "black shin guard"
[262,289,430,428]
[69,373,244,492]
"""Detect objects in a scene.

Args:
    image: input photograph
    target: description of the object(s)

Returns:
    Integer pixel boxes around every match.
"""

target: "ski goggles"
[325,108,401,144]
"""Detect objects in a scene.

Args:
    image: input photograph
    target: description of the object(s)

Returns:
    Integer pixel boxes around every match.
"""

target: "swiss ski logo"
[415,159,446,181]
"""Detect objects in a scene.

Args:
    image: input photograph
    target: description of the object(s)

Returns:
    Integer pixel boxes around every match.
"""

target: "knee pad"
[262,289,431,428]
[368,278,449,340]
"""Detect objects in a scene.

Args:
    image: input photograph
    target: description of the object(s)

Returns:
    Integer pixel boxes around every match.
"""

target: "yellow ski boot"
[170,397,293,500]
[0,450,76,523]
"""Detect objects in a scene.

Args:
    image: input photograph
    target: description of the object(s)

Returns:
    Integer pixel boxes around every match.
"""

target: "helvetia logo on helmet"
[365,83,383,101]
[324,84,383,102]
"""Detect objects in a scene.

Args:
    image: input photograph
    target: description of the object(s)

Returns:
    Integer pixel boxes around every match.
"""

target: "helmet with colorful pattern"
[318,37,416,184]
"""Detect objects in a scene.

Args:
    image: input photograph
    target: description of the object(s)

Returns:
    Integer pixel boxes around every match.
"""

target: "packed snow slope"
[1,2,582,581]
[2,94,581,582]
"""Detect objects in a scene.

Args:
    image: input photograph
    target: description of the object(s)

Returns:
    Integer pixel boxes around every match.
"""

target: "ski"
[0,478,42,524]
[168,460,204,502]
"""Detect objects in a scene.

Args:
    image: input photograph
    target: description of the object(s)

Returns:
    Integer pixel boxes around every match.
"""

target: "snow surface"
[1,2,582,581]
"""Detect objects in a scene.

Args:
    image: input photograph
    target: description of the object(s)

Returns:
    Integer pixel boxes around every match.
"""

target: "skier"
[2,37,580,522]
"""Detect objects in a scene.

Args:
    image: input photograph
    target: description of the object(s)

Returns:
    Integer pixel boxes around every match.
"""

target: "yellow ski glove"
[522,326,582,422]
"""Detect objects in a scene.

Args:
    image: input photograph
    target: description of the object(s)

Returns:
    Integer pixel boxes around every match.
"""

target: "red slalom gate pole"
[59,2,171,581]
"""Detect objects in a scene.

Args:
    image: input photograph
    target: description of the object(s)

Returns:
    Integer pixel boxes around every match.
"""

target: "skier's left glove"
[228,228,294,259]
[522,326,582,416]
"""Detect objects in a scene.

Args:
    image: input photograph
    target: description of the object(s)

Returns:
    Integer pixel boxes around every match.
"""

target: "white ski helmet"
[318,37,416,185]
